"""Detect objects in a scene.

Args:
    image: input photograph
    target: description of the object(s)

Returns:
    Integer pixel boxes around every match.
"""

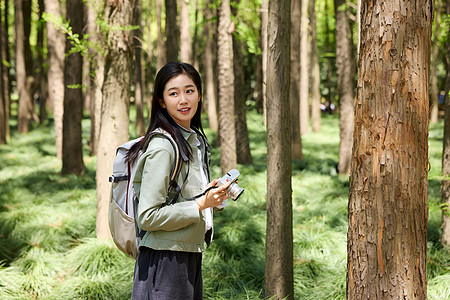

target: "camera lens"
[227,182,244,201]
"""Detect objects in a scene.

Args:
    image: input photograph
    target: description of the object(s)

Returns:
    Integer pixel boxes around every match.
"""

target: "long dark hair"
[126,62,205,165]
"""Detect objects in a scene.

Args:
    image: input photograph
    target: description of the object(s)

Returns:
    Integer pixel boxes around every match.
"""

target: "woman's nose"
[179,93,188,104]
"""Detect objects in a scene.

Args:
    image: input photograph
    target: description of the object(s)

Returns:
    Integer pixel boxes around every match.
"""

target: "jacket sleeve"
[134,144,201,232]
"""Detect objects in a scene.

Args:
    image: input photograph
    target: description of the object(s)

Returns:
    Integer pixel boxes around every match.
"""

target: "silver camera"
[218,169,244,201]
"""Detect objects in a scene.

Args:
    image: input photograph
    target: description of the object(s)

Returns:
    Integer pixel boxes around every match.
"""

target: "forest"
[0,0,449,299]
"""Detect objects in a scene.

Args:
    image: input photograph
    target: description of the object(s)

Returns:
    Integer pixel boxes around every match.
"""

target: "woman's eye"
[170,92,177,96]
[186,89,195,94]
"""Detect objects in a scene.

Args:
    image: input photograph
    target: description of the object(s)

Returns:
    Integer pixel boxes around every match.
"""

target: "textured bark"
[290,0,302,160]
[156,0,165,70]
[299,0,309,136]
[335,0,355,175]
[179,0,192,63]
[62,0,85,175]
[265,0,293,299]
[45,0,65,158]
[133,0,145,136]
[442,0,450,247]
[261,0,268,124]
[310,0,321,133]
[202,0,218,131]
[217,0,236,174]
[347,1,432,298]
[429,0,441,124]
[165,0,178,62]
[96,0,134,239]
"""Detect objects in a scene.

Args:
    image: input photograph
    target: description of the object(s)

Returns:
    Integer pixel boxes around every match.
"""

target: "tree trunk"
[191,0,199,69]
[335,0,355,175]
[324,0,334,108]
[1,0,10,142]
[310,0,321,133]
[299,0,309,136]
[0,1,9,145]
[232,31,252,165]
[165,0,178,62]
[202,0,218,131]
[156,0,165,70]
[37,0,47,124]
[290,0,302,160]
[347,1,432,298]
[15,0,35,133]
[96,0,134,239]
[62,0,85,175]
[45,0,65,158]
[261,0,268,125]
[133,0,145,136]
[265,0,293,298]
[430,0,441,124]
[217,0,236,174]
[179,0,192,63]
[441,0,450,247]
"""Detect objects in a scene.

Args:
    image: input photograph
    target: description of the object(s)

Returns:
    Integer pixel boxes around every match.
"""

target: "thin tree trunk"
[299,0,309,136]
[290,0,302,160]
[335,0,355,175]
[191,0,199,69]
[324,0,334,107]
[156,0,165,70]
[45,0,65,158]
[62,0,85,175]
[133,0,145,136]
[179,0,192,63]
[96,0,134,239]
[37,0,47,124]
[165,0,178,62]
[203,0,218,131]
[430,0,441,124]
[0,1,10,144]
[310,0,321,133]
[265,0,293,298]
[261,0,268,125]
[217,0,237,174]
[2,0,10,141]
[146,0,154,115]
[347,0,432,298]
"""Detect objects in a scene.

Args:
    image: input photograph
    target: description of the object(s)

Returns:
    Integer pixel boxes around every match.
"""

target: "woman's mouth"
[179,108,191,114]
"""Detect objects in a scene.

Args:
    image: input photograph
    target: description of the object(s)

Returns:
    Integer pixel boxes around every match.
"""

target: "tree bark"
[179,0,192,63]
[347,0,432,298]
[217,0,236,174]
[96,0,134,239]
[165,0,178,62]
[260,0,268,125]
[37,0,47,124]
[62,0,85,175]
[202,0,218,131]
[310,0,321,133]
[429,0,441,124]
[265,0,293,299]
[441,0,450,247]
[335,0,355,175]
[299,0,309,136]
[1,0,10,142]
[45,0,65,158]
[156,0,165,70]
[0,1,9,145]
[290,0,302,160]
[133,0,145,136]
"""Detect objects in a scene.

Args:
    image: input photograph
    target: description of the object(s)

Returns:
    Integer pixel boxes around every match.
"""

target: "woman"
[128,62,230,299]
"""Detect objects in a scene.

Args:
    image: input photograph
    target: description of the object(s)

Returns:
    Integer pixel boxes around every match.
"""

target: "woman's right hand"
[196,179,231,211]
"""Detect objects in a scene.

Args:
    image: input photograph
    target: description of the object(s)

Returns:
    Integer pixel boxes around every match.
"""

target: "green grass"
[0,111,449,299]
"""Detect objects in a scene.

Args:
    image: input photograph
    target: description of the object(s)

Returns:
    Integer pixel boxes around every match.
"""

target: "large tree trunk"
[441,0,450,247]
[290,0,302,160]
[265,0,293,299]
[133,0,145,136]
[310,0,321,133]
[156,0,165,70]
[62,0,85,175]
[165,0,178,62]
[45,0,65,158]
[299,0,309,136]
[429,0,441,124]
[15,0,35,133]
[335,0,355,175]
[347,0,432,298]
[202,0,218,131]
[96,0,134,239]
[179,0,192,63]
[217,0,236,174]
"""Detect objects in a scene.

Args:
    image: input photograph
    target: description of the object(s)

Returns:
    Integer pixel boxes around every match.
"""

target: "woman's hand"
[196,179,231,211]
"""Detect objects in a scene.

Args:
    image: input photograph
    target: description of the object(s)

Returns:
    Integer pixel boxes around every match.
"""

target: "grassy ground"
[0,111,449,299]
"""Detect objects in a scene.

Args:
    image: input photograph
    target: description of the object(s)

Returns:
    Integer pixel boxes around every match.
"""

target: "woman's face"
[159,74,200,130]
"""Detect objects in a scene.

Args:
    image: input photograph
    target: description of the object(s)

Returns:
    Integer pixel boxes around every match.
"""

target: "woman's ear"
[159,98,166,108]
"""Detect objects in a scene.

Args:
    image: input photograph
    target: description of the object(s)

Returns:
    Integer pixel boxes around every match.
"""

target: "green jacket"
[133,128,211,253]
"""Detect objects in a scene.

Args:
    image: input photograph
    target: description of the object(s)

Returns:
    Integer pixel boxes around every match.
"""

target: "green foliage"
[0,112,449,299]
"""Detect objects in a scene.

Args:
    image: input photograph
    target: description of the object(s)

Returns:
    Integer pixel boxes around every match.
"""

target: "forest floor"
[0,110,449,299]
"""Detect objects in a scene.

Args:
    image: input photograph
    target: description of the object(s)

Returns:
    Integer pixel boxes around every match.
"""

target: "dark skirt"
[131,247,203,300]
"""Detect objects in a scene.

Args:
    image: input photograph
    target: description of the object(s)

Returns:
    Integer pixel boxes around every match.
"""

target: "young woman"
[128,62,230,300]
